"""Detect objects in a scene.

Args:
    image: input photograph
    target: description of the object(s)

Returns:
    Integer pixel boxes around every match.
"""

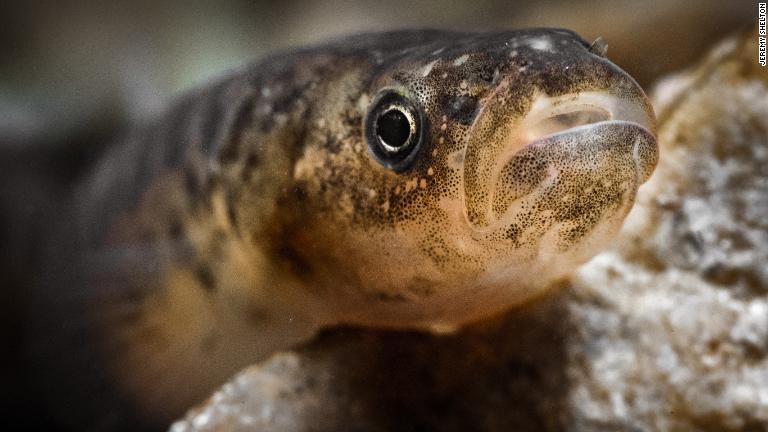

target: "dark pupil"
[376,109,411,149]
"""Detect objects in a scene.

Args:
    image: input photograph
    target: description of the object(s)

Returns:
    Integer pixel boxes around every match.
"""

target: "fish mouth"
[517,91,655,148]
[463,90,658,231]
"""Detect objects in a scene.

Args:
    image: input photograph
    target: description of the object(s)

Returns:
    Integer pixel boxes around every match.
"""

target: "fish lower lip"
[463,89,657,230]
[490,120,658,225]
[525,119,653,147]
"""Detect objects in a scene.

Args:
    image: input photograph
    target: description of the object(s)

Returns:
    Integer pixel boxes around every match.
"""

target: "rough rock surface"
[566,32,768,431]
[172,32,768,432]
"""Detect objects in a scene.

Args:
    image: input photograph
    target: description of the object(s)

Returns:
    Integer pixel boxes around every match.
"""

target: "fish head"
[292,29,657,327]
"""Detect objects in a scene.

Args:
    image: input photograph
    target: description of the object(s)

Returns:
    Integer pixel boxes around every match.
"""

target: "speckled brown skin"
[27,29,656,430]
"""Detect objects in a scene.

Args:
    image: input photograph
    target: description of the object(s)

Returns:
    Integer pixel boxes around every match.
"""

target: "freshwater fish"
[25,29,657,430]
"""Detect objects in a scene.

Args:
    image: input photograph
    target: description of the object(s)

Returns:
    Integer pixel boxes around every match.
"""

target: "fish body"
[26,29,657,430]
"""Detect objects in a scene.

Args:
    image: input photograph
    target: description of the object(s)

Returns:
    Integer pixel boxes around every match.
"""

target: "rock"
[171,298,575,432]
[568,31,768,431]
[172,31,768,432]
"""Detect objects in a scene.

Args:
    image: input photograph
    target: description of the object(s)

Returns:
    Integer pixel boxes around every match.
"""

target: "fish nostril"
[588,37,609,57]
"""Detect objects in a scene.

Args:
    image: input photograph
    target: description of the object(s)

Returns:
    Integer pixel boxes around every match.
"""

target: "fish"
[23,29,657,430]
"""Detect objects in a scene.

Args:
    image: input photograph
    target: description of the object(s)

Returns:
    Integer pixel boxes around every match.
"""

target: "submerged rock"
[567,31,768,430]
[173,31,768,432]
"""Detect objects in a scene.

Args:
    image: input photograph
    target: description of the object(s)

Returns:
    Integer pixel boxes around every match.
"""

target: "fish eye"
[365,90,426,172]
[376,107,413,151]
